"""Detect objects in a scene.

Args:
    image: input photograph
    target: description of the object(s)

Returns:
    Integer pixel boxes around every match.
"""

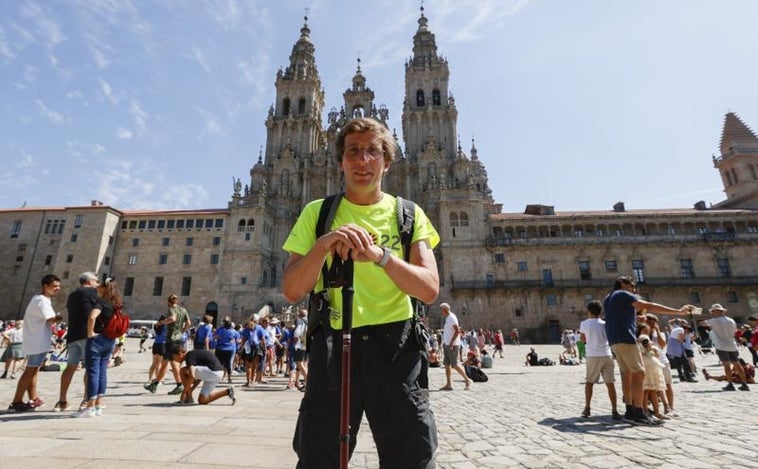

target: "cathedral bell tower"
[263,16,326,202]
[713,112,758,209]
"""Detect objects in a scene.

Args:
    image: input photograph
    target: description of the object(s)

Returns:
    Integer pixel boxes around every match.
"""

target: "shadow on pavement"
[537,416,654,437]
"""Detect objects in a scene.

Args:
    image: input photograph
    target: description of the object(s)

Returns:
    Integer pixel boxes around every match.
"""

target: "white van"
[127,319,157,338]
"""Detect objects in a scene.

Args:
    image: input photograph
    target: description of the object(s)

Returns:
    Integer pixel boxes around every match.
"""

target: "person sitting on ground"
[428,347,440,368]
[480,349,493,369]
[172,348,236,405]
[525,348,539,366]
[703,358,755,384]
[464,350,480,368]
[559,353,580,366]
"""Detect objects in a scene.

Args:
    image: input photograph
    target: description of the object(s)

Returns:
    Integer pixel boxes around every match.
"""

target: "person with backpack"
[72,278,122,417]
[283,117,440,468]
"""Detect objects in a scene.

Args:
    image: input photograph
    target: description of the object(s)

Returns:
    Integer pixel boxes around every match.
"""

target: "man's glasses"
[344,146,383,160]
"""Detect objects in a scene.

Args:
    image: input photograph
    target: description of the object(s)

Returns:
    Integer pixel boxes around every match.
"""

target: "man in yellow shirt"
[283,117,440,469]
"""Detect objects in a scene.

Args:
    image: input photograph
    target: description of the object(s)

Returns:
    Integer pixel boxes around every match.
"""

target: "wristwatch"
[377,246,392,267]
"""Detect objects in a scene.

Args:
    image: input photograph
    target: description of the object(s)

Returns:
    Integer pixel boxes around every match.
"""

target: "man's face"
[43,280,62,298]
[339,132,389,194]
[620,281,636,293]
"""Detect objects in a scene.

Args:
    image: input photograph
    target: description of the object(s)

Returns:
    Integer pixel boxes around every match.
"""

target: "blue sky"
[2,0,758,213]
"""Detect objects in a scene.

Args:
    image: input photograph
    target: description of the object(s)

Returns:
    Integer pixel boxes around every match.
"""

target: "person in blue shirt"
[194,314,213,351]
[254,317,272,383]
[603,276,694,426]
[213,317,239,384]
[240,318,258,386]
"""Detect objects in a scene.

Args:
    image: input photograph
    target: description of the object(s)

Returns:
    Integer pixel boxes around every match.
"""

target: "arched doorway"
[205,301,219,327]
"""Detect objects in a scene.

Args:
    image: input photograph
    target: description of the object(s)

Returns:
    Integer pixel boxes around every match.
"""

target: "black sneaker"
[632,412,663,426]
[612,412,623,421]
[738,383,750,391]
[723,383,736,391]
[7,401,33,412]
[622,409,636,424]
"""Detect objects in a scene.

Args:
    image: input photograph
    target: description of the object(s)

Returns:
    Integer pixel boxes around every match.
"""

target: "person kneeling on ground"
[172,348,236,405]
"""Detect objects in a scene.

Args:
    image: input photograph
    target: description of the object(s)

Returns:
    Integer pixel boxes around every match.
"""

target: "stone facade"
[1,11,757,342]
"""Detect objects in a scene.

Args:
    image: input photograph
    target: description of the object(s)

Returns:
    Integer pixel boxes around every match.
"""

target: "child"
[639,333,668,420]
[138,327,149,353]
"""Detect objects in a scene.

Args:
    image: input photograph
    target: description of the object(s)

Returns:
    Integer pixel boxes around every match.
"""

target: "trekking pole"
[338,257,355,469]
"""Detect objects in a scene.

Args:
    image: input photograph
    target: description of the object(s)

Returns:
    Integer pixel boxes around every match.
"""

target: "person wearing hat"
[707,304,749,391]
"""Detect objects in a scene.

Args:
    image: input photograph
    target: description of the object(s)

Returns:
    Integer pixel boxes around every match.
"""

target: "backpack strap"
[396,196,415,262]
[314,193,344,291]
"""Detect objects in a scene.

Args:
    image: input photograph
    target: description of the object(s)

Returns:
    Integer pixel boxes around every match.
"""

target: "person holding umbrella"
[283,117,440,468]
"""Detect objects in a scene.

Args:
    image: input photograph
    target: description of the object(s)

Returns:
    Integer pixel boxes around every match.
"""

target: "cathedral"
[1,10,757,342]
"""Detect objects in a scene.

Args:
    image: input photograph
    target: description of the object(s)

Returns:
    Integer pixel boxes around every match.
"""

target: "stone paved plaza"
[1,341,756,468]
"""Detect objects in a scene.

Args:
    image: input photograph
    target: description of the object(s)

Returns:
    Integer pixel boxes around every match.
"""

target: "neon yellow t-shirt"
[282,193,440,329]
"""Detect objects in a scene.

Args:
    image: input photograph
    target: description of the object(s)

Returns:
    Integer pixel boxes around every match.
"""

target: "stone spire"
[720,112,758,155]
[282,15,319,81]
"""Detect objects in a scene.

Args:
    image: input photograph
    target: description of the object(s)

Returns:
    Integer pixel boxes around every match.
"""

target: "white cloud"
[195,106,227,140]
[99,78,120,105]
[16,151,34,168]
[35,98,69,125]
[66,89,83,100]
[0,27,16,58]
[92,46,110,69]
[205,0,243,30]
[191,46,212,75]
[130,100,148,134]
[66,140,106,162]
[20,2,66,46]
[94,159,209,209]
[116,127,133,140]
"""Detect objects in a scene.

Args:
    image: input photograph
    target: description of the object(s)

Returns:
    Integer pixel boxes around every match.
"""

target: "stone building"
[1,11,757,342]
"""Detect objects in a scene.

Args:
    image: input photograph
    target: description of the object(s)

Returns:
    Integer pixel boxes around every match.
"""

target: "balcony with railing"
[484,231,743,248]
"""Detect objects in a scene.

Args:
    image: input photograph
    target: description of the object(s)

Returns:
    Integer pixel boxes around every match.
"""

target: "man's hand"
[325,224,376,261]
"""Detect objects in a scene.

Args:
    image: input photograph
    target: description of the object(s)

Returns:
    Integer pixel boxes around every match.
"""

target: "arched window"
[298,97,306,115]
[731,168,739,184]
[247,219,254,226]
[282,98,290,116]
[238,219,246,232]
[725,171,733,186]
[459,212,469,227]
[432,89,441,106]
[449,212,459,227]
[416,89,425,107]
[238,219,246,227]
[492,226,503,237]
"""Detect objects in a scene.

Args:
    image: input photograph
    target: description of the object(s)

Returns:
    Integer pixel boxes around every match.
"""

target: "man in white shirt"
[8,275,62,412]
[708,303,749,391]
[439,303,471,391]
[579,300,620,419]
